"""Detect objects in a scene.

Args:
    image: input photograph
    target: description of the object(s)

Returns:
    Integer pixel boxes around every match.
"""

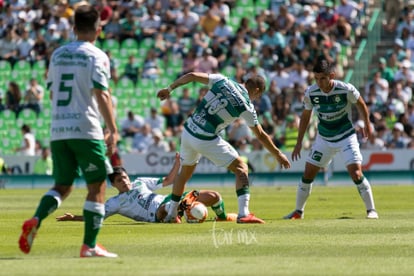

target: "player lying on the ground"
[56,153,237,223]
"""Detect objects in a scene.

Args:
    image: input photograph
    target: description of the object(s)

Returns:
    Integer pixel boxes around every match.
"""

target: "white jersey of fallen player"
[104,177,166,222]
[184,74,259,140]
[47,41,111,141]
[304,79,359,143]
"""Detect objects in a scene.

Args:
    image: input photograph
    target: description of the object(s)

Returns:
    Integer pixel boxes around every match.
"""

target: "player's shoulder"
[84,42,108,58]
[333,80,357,92]
[209,73,226,83]
[305,83,320,95]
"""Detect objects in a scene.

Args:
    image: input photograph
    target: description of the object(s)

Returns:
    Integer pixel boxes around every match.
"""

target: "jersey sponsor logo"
[144,193,156,210]
[85,162,98,172]
[311,150,323,162]
[52,113,82,120]
[51,126,81,133]
[318,109,346,121]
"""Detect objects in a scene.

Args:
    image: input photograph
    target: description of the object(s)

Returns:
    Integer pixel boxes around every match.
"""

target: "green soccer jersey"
[47,41,111,141]
[304,80,359,142]
[184,74,258,140]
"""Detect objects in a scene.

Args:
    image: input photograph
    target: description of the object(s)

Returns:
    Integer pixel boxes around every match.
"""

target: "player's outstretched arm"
[56,213,84,221]
[157,72,209,101]
[355,96,374,141]
[162,152,181,187]
[292,109,312,162]
[250,124,291,169]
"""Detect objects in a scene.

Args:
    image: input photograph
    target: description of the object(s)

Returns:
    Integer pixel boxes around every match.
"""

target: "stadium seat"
[18,109,38,126]
[31,60,47,82]
[140,37,154,49]
[120,38,139,59]
[1,137,18,155]
[221,65,236,77]
[14,60,32,72]
[121,38,139,50]
[254,0,270,13]
[117,77,136,96]
[0,109,17,126]
[9,70,28,89]
[101,38,120,52]
[0,60,12,79]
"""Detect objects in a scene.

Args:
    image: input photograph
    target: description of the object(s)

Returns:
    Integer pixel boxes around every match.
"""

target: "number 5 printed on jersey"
[57,73,74,106]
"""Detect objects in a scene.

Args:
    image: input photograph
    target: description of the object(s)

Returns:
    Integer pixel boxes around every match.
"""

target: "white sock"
[237,194,250,217]
[296,181,312,211]
[356,177,376,211]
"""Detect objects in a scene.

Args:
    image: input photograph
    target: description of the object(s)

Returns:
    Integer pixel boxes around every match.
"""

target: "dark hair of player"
[108,166,127,183]
[313,57,335,74]
[74,5,100,33]
[245,75,266,93]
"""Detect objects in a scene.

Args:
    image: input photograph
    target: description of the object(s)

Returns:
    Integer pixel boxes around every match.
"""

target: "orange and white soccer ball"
[184,202,208,223]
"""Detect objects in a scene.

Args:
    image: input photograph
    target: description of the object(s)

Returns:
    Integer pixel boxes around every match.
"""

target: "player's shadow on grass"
[337,216,355,219]
[105,221,150,225]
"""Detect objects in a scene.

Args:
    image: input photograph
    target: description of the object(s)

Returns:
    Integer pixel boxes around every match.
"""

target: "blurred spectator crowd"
[0,0,413,164]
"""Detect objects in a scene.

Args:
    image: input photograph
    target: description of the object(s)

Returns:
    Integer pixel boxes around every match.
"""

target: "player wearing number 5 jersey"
[157,72,291,224]
[19,5,119,258]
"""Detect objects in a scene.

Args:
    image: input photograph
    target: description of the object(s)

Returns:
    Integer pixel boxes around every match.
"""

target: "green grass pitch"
[1,185,414,275]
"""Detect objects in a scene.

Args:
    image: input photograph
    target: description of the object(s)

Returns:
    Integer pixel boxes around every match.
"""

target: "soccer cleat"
[180,190,199,210]
[283,210,304,220]
[80,243,118,258]
[19,217,39,254]
[215,213,238,222]
[366,209,379,219]
[237,213,265,224]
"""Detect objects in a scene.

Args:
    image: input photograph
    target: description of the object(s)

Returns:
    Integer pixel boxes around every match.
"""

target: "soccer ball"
[184,202,208,223]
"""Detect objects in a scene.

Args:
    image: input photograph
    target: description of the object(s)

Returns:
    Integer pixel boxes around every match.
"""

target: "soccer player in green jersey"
[284,58,378,220]
[19,5,119,257]
[56,153,237,223]
[157,72,291,224]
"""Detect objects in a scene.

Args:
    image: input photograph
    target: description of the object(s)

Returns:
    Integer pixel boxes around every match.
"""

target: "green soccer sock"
[83,201,105,248]
[211,197,227,219]
[34,190,62,228]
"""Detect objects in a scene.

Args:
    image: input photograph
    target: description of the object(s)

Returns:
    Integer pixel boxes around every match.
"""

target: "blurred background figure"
[33,147,53,175]
[22,78,44,116]
[15,124,35,156]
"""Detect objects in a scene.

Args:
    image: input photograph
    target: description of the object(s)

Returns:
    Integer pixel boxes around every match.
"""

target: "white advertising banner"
[2,149,413,175]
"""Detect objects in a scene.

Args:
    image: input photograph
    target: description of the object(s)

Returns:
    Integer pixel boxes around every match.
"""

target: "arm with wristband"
[156,72,209,101]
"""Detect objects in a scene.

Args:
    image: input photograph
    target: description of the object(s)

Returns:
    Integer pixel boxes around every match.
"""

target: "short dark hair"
[313,58,335,74]
[245,75,266,93]
[21,124,31,133]
[108,166,127,183]
[74,5,100,33]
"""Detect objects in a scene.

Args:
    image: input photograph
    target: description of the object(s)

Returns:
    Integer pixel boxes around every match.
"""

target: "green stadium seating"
[254,0,270,13]
[0,60,12,79]
[101,38,120,52]
[0,110,16,127]
[19,109,38,125]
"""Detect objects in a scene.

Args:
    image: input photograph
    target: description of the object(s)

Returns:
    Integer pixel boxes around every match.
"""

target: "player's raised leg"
[19,187,69,254]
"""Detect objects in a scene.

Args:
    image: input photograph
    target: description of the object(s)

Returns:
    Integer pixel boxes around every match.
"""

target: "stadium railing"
[344,7,382,90]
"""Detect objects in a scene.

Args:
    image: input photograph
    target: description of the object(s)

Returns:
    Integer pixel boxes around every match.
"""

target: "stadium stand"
[0,0,413,157]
